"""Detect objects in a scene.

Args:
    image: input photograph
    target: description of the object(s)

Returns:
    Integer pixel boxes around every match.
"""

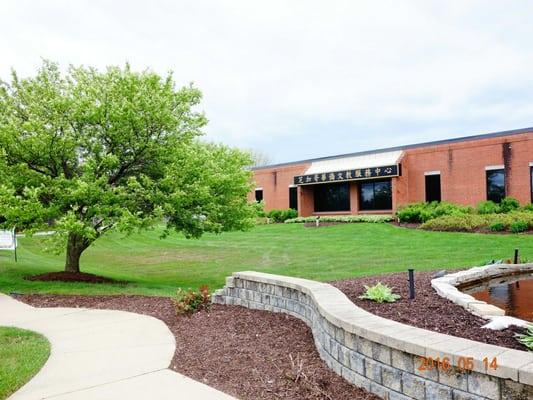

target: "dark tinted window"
[289,187,298,210]
[359,179,392,210]
[425,174,441,202]
[486,169,505,203]
[255,189,263,202]
[314,183,350,212]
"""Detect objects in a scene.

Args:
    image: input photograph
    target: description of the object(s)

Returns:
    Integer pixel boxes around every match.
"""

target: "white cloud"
[2,0,533,162]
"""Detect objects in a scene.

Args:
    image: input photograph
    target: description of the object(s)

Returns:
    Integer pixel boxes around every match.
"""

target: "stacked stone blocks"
[213,272,533,400]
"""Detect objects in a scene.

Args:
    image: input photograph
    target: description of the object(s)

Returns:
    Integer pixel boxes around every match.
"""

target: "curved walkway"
[0,293,235,400]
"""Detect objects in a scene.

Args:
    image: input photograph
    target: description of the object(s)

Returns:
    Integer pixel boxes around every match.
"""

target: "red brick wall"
[400,132,533,205]
[250,164,310,211]
[251,131,533,217]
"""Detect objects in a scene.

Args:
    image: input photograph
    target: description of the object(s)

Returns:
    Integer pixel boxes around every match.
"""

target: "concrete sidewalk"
[0,293,235,400]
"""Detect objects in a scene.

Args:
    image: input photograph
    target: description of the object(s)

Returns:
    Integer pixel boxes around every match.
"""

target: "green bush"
[174,286,211,314]
[489,222,506,232]
[267,208,298,223]
[500,197,521,213]
[510,220,528,233]
[396,202,471,223]
[284,215,394,224]
[522,203,533,212]
[359,282,400,303]
[421,211,533,232]
[476,200,501,214]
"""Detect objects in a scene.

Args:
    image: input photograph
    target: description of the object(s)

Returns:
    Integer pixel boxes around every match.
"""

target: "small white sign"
[0,229,16,251]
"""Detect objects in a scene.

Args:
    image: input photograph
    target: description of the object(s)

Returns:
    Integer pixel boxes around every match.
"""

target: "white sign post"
[0,227,17,262]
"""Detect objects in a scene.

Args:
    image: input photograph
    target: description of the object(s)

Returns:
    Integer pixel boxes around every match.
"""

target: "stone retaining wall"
[213,271,533,400]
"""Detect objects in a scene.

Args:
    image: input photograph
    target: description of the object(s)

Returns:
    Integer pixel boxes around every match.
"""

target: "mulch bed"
[331,271,526,351]
[24,271,126,285]
[19,294,379,400]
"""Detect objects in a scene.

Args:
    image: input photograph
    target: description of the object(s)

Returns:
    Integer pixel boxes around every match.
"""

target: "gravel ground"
[331,271,526,351]
[19,295,379,400]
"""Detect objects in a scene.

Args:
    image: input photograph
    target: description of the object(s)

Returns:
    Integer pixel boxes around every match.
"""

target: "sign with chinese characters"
[293,164,399,185]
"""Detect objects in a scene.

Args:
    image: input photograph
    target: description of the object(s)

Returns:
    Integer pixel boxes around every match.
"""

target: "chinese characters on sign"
[293,165,399,185]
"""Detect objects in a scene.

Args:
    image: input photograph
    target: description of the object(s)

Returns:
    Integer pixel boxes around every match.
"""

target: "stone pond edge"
[431,264,533,324]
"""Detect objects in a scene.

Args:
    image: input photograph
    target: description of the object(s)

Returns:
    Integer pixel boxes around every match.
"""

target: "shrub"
[477,200,501,214]
[510,220,528,233]
[489,222,506,232]
[174,285,211,314]
[396,202,471,223]
[421,214,488,231]
[266,208,298,223]
[284,215,394,224]
[522,203,533,212]
[253,200,266,217]
[500,197,521,213]
[517,324,533,350]
[422,211,533,232]
[359,282,400,303]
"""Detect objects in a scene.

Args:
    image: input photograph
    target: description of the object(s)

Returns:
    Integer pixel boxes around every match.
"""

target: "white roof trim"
[304,150,403,175]
[424,170,441,176]
[485,165,504,171]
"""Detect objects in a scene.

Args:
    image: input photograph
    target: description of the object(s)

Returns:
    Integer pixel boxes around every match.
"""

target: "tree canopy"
[0,61,255,272]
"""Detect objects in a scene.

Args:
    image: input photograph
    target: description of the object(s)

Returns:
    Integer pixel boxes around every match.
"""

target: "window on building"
[313,182,350,212]
[255,189,263,202]
[486,169,505,203]
[359,179,392,210]
[425,174,441,202]
[531,167,533,203]
[289,186,298,210]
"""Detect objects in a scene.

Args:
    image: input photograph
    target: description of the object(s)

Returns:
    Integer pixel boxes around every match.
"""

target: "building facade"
[250,127,533,217]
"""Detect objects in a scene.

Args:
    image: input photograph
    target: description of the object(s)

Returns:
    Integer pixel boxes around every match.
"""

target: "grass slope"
[0,223,531,296]
[0,327,50,400]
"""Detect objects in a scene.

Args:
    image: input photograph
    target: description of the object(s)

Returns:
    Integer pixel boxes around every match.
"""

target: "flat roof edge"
[252,126,533,171]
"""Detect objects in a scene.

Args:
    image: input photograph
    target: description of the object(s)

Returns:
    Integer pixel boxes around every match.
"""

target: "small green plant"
[174,285,211,314]
[267,208,298,223]
[489,222,506,232]
[510,220,528,233]
[476,200,501,214]
[522,203,533,212]
[359,282,400,303]
[516,324,533,350]
[500,197,520,213]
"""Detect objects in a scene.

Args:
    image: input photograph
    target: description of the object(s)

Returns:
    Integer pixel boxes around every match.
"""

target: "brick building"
[250,127,533,217]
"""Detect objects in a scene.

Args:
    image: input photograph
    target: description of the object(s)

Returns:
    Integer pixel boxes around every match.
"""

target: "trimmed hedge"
[421,211,533,233]
[396,201,472,223]
[285,215,394,224]
[266,209,298,223]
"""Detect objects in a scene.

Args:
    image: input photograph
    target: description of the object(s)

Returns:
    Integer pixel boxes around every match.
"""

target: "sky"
[2,1,533,164]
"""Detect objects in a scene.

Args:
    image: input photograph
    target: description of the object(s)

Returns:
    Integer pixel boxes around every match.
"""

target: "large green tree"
[0,61,255,273]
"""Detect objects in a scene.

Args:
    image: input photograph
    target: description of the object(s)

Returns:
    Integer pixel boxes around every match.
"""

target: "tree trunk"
[65,233,90,273]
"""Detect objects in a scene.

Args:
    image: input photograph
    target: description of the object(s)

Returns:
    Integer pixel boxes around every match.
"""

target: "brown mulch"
[331,271,526,351]
[24,271,126,284]
[18,294,379,400]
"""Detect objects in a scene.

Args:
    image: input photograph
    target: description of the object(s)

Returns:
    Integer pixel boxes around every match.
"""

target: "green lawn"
[0,223,531,297]
[0,327,50,400]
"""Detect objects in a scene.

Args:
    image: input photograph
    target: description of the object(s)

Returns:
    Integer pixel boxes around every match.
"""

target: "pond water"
[462,273,533,322]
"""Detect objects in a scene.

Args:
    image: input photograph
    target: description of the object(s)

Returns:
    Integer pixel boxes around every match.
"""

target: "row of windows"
[254,167,533,213]
[256,180,393,213]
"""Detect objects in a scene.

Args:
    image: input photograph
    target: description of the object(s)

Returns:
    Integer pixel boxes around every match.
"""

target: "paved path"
[0,293,235,400]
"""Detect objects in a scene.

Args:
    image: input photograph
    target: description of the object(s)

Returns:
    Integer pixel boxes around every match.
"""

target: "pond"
[461,273,533,322]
